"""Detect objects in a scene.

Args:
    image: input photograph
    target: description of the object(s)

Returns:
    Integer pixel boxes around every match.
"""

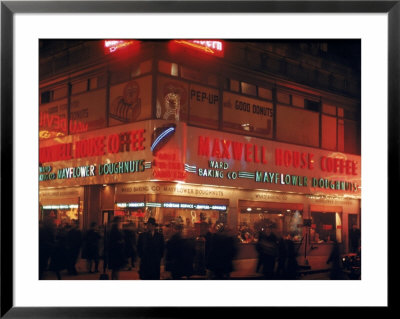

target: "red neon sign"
[173,40,224,57]
[39,128,145,163]
[103,40,139,54]
[198,136,267,164]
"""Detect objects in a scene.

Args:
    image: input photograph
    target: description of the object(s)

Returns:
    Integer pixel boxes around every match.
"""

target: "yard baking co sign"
[184,126,361,196]
[39,121,153,187]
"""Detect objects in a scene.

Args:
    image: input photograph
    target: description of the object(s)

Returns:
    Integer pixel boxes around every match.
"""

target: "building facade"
[39,40,361,253]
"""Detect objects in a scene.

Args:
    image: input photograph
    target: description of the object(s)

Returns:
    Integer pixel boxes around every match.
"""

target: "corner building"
[39,40,361,254]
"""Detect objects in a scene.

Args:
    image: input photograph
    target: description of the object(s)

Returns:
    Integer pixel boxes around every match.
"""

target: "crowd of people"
[39,216,311,280]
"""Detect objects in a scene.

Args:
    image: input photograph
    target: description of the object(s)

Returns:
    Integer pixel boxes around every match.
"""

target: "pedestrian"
[82,222,101,273]
[349,224,361,253]
[123,222,137,270]
[66,221,82,276]
[49,224,68,280]
[283,236,299,279]
[276,236,287,279]
[327,240,346,280]
[107,218,126,280]
[137,217,165,280]
[256,226,278,279]
[165,223,195,279]
[39,218,56,279]
[206,223,238,279]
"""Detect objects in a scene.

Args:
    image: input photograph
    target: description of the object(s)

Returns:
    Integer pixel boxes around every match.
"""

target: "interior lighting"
[246,207,252,212]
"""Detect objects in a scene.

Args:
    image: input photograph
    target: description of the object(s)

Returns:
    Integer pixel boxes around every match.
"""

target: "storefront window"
[222,91,274,138]
[310,212,342,243]
[41,205,79,228]
[113,200,227,240]
[238,201,304,243]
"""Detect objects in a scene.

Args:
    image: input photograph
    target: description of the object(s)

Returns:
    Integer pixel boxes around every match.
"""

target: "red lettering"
[284,151,292,167]
[293,151,300,168]
[221,140,231,159]
[275,148,283,166]
[198,136,210,156]
[261,146,267,164]
[212,138,222,158]
[345,160,352,175]
[108,134,120,153]
[245,144,252,162]
[334,158,341,173]
[301,152,307,169]
[326,157,333,171]
[119,132,131,152]
[39,143,73,163]
[254,145,260,163]
[136,129,145,150]
[320,156,357,175]
[308,153,314,169]
[352,161,358,175]
[232,142,243,160]
[321,156,327,171]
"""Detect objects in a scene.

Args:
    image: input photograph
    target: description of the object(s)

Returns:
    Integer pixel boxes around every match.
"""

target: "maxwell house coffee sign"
[184,126,361,196]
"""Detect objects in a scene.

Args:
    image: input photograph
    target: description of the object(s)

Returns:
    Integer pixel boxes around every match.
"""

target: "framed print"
[1,0,395,317]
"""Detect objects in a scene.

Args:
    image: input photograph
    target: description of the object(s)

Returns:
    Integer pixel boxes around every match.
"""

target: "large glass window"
[39,97,68,140]
[238,201,304,243]
[321,114,337,150]
[158,60,179,76]
[222,91,274,138]
[70,88,107,133]
[276,104,319,147]
[310,211,342,243]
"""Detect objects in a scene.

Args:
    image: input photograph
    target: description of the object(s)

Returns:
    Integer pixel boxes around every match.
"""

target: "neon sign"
[39,128,145,164]
[198,136,268,164]
[103,40,139,54]
[151,124,176,154]
[173,40,224,57]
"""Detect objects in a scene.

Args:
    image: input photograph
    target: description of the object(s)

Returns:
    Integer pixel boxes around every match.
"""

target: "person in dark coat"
[165,224,195,279]
[283,237,299,279]
[256,227,278,279]
[123,222,137,270]
[276,237,287,279]
[206,224,238,279]
[39,219,56,279]
[137,217,165,280]
[66,221,82,275]
[107,219,126,280]
[349,224,361,253]
[327,240,346,280]
[83,222,101,273]
[49,224,68,280]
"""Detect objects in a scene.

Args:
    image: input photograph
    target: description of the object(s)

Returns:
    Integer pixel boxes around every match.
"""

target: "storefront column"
[228,204,238,231]
[84,185,102,230]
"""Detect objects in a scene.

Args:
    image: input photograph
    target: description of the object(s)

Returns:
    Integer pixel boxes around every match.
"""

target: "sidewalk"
[41,255,330,280]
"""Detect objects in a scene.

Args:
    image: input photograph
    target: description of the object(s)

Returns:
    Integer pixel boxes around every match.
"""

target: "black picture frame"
[1,1,394,317]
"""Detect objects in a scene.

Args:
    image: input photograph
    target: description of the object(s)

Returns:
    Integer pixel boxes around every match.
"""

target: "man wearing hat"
[137,217,165,279]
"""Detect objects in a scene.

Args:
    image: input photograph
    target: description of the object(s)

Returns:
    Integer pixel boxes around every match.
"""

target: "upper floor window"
[304,99,321,112]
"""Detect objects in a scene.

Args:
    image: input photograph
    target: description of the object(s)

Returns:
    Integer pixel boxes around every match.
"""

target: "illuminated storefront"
[39,39,361,252]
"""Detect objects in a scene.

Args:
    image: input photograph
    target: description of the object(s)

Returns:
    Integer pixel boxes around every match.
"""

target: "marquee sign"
[185,126,361,196]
